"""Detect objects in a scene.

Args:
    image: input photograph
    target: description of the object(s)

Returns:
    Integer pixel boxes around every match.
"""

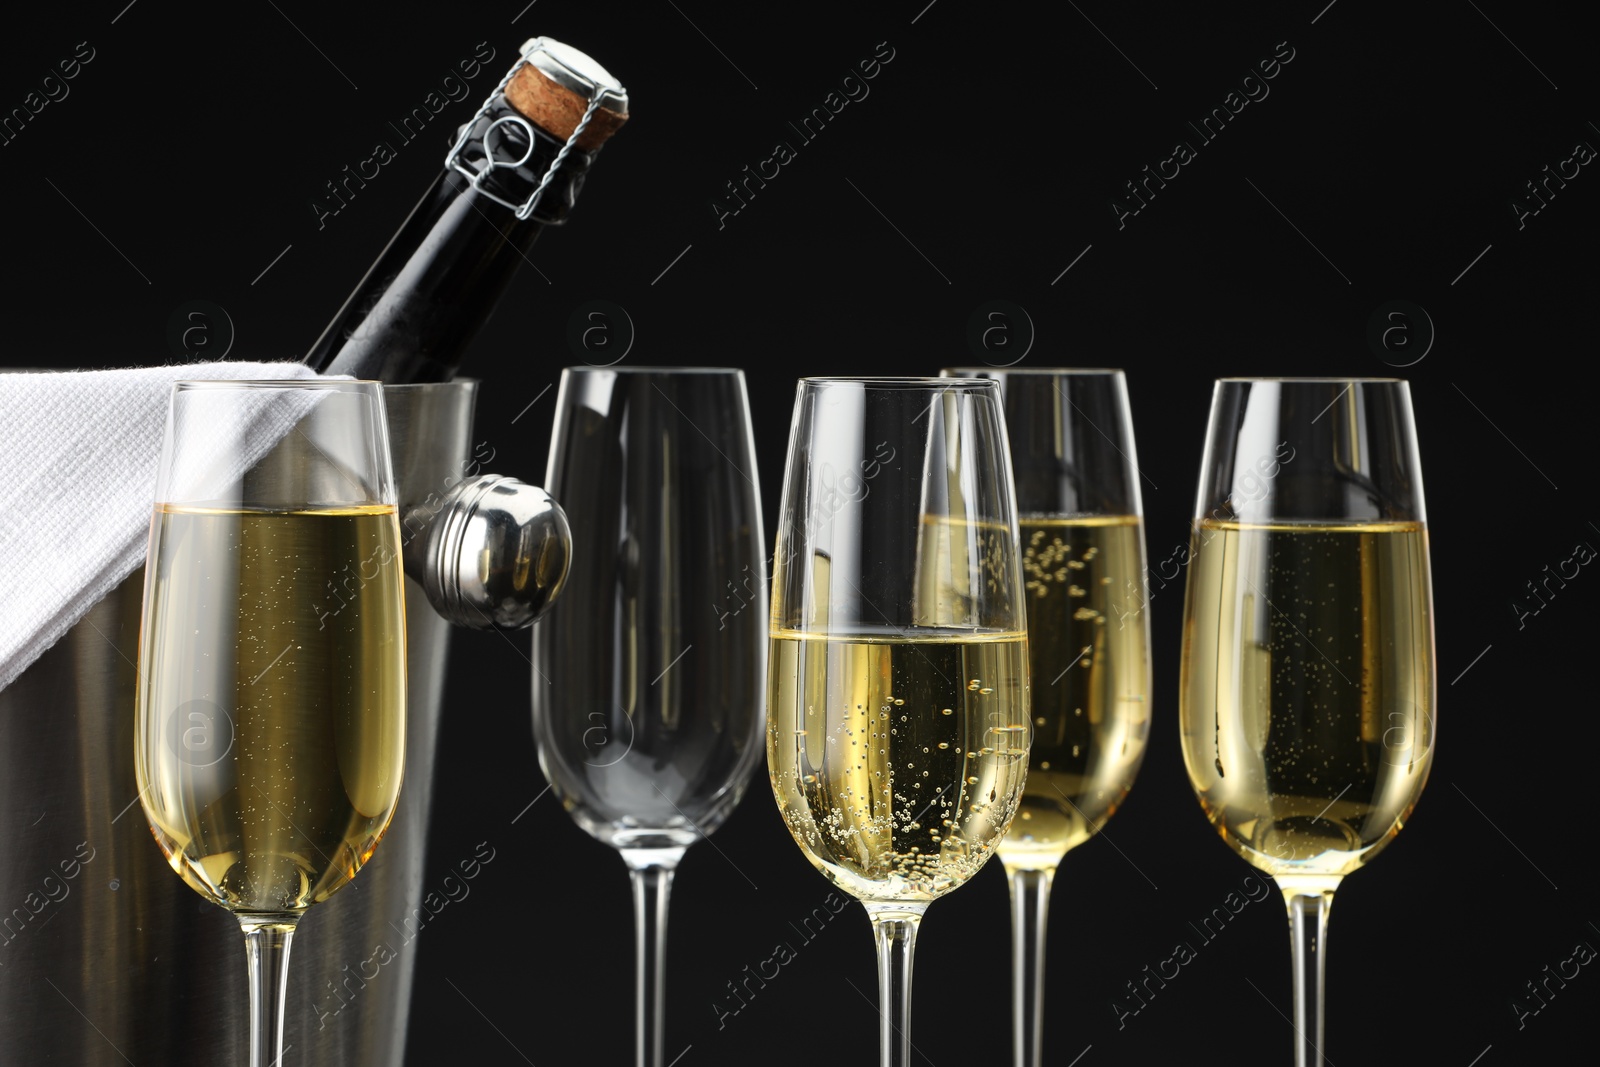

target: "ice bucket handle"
[402,474,571,630]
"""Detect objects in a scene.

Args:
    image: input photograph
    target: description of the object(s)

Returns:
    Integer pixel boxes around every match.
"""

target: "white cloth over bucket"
[0,362,333,692]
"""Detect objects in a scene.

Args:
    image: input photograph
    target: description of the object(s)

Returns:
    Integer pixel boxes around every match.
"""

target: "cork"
[507,62,628,152]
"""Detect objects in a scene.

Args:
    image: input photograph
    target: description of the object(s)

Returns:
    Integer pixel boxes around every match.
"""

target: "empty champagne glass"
[1179,378,1436,1066]
[944,368,1152,1067]
[767,377,1032,1067]
[136,380,407,1067]
[531,367,767,1067]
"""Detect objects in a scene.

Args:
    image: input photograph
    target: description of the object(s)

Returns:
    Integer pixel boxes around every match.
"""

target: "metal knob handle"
[403,474,572,630]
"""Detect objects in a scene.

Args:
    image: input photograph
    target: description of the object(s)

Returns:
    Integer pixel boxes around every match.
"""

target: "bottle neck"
[304,98,599,382]
[449,96,599,225]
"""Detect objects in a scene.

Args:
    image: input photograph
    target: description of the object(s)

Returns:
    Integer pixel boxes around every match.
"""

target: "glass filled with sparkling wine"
[767,377,1031,1067]
[943,368,1151,1067]
[135,380,406,1067]
[1179,378,1435,1067]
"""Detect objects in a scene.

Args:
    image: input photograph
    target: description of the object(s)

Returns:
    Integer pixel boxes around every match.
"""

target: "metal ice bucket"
[0,378,568,1065]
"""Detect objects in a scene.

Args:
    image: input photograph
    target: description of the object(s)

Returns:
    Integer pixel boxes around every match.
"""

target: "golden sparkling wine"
[1180,520,1434,879]
[136,505,407,914]
[768,628,1030,903]
[998,517,1151,872]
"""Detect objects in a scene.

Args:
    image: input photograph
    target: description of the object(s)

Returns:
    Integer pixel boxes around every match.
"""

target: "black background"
[4,2,1596,1064]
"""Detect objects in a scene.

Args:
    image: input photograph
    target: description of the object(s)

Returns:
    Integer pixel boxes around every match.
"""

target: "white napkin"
[0,362,331,692]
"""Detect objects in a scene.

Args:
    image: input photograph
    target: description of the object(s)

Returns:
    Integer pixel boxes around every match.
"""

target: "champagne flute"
[1179,378,1435,1066]
[135,380,407,1067]
[943,368,1151,1067]
[767,377,1031,1067]
[531,367,767,1067]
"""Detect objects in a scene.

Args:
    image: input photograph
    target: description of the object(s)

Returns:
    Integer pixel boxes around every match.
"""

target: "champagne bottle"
[303,37,628,381]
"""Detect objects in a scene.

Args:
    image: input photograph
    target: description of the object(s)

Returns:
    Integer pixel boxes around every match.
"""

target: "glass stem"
[1007,867,1054,1067]
[622,847,685,1067]
[865,902,929,1067]
[1279,880,1337,1067]
[240,915,299,1067]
